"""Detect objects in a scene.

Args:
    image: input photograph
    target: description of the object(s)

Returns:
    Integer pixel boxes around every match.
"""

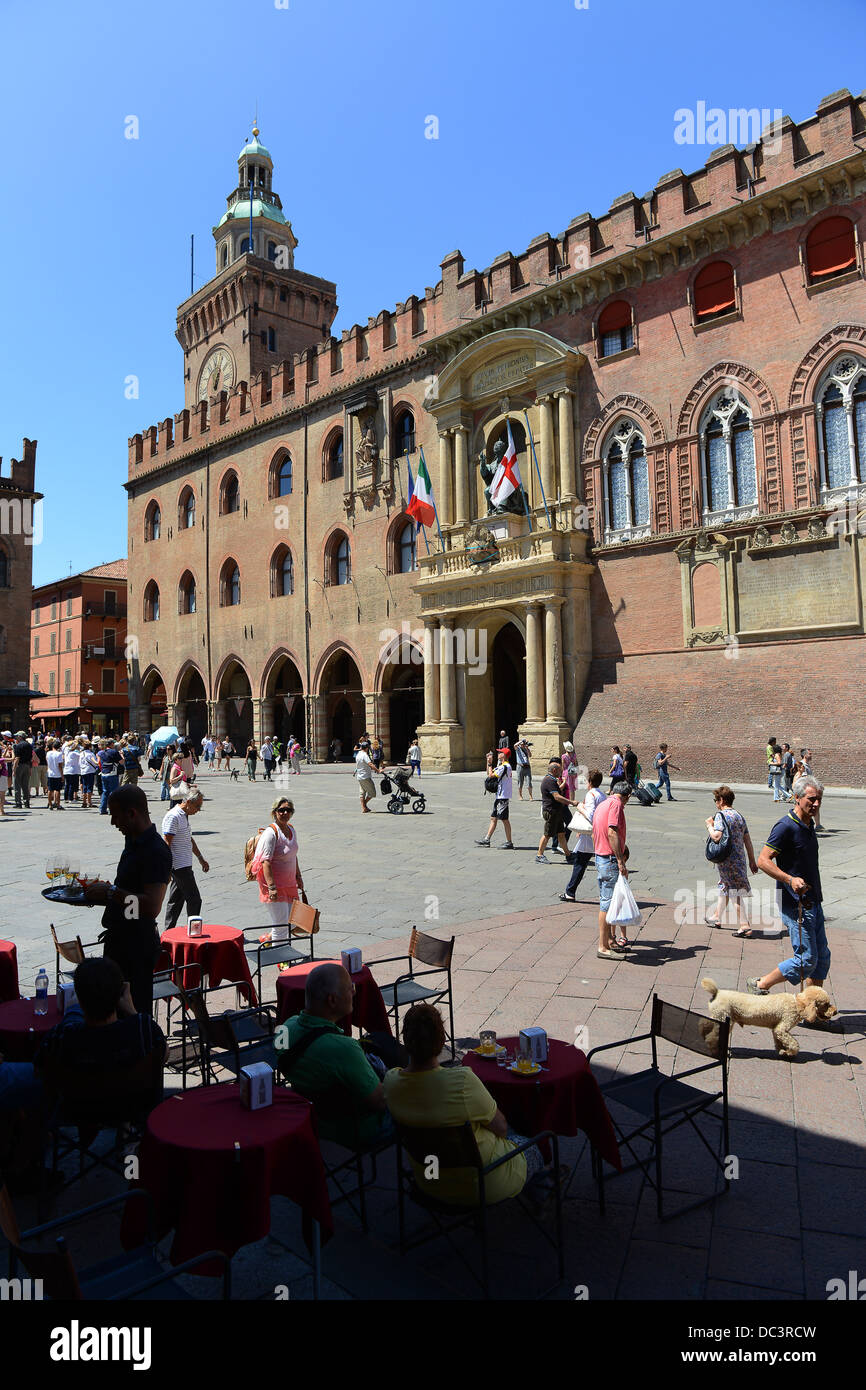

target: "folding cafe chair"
[368,928,456,1059]
[241,896,319,1003]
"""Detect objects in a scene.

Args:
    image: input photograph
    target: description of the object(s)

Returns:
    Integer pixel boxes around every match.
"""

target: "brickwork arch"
[788,324,866,409]
[173,659,207,705]
[676,362,776,437]
[582,394,666,464]
[260,646,306,699]
[213,653,252,699]
[313,640,368,696]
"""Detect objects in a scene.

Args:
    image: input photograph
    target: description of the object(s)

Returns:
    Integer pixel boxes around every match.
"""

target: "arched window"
[221,245,228,267]
[700,391,758,520]
[144,501,161,541]
[397,520,417,573]
[268,241,277,262]
[220,472,240,514]
[268,326,276,352]
[325,431,344,481]
[241,236,253,254]
[269,452,293,498]
[220,560,241,606]
[178,571,196,615]
[143,581,160,622]
[0,550,8,588]
[270,546,294,597]
[179,488,196,530]
[805,217,857,284]
[598,300,634,357]
[602,422,650,542]
[326,532,351,586]
[693,261,736,321]
[817,356,866,492]
[394,409,416,456]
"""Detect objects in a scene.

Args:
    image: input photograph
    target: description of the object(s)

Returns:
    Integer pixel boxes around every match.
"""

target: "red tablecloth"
[121,1082,332,1268]
[0,996,61,1060]
[0,940,19,1004]
[463,1037,621,1170]
[159,924,256,1004]
[276,959,391,1035]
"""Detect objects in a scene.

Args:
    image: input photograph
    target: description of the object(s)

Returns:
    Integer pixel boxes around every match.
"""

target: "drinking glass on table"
[479,1029,497,1055]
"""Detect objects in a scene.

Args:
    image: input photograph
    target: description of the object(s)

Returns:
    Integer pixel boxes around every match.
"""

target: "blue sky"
[2,0,863,585]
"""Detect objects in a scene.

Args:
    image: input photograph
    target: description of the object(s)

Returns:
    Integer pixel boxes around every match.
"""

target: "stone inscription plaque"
[734,541,859,633]
[470,352,534,397]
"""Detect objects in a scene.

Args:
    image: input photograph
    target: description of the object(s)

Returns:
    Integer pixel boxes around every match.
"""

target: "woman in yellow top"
[384,1004,527,1206]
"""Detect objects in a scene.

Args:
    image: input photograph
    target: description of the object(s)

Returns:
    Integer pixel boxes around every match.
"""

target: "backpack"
[484,775,498,794]
[244,823,278,881]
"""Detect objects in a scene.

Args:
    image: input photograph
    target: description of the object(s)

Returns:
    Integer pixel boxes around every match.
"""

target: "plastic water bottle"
[34,967,49,1016]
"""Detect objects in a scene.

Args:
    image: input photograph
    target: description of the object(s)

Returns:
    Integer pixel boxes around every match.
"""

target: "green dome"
[238,133,272,163]
[217,197,287,228]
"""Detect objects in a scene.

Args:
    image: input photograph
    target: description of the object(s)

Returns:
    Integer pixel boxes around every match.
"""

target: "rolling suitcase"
[634,783,655,807]
[643,781,663,803]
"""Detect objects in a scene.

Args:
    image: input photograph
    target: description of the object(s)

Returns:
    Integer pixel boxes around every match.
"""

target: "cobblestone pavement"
[3,765,864,1300]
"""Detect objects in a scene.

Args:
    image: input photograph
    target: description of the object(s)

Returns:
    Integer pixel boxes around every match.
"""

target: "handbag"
[705,811,732,862]
[568,807,593,833]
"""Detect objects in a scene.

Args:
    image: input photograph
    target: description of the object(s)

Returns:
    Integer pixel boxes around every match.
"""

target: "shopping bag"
[568,807,593,833]
[607,873,642,927]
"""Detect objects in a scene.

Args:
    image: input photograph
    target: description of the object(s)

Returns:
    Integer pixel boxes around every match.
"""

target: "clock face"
[198,347,235,401]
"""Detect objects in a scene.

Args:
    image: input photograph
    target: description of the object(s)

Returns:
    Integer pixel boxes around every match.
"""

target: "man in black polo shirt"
[81,784,172,1013]
[536,758,577,864]
[623,745,638,786]
[749,776,830,996]
[11,731,32,809]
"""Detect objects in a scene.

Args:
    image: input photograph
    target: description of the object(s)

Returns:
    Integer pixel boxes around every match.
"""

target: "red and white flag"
[490,421,523,507]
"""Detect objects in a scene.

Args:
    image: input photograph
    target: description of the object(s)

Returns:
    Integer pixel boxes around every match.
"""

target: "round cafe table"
[121,1081,332,1273]
[463,1037,621,1169]
[276,958,391,1035]
[0,995,61,1060]
[159,924,257,1004]
[0,939,19,1004]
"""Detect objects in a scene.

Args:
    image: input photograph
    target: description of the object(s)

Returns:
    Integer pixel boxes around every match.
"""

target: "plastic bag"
[607,873,642,927]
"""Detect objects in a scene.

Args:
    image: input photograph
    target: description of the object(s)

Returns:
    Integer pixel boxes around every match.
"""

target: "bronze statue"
[478,439,529,517]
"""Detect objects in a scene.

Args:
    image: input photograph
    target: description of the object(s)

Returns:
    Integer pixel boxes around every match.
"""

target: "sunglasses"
[276,806,292,814]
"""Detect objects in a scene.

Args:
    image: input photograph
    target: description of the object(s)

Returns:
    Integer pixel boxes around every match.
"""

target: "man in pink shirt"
[592,780,633,958]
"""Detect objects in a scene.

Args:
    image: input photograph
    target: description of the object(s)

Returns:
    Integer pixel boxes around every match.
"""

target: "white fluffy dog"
[701,977,836,1059]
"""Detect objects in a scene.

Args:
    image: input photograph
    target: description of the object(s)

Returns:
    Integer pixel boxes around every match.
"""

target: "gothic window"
[598,300,634,357]
[221,245,228,267]
[693,261,737,321]
[699,391,758,519]
[144,501,161,541]
[602,422,650,541]
[805,217,857,284]
[270,452,293,497]
[817,356,866,493]
[394,409,416,456]
[220,472,240,514]
[143,581,160,622]
[179,488,196,529]
[270,546,294,597]
[325,431,344,481]
[325,532,351,586]
[220,560,241,607]
[178,571,196,615]
[397,520,417,573]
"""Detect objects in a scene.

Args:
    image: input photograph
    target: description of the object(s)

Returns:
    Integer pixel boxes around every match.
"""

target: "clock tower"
[176,129,338,409]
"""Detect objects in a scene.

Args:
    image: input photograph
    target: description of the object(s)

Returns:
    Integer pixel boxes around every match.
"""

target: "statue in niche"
[477,439,530,517]
[356,420,379,472]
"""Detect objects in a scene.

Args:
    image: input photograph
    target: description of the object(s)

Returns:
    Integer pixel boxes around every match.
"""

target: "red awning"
[807,217,856,277]
[694,261,736,318]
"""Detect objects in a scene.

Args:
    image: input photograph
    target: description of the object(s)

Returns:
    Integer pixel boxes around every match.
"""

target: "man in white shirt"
[355,740,377,814]
[162,788,209,929]
[476,748,515,849]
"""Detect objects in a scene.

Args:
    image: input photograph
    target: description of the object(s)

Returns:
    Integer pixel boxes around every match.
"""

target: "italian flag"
[407,454,435,530]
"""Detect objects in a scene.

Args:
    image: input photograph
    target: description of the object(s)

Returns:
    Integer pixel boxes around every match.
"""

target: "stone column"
[438,432,453,528]
[539,396,554,512]
[525,603,544,721]
[544,600,565,723]
[260,699,276,740]
[815,403,827,491]
[423,619,440,724]
[454,427,469,524]
[557,390,576,499]
[845,399,858,483]
[307,693,326,762]
[252,698,264,745]
[212,701,227,739]
[439,618,457,723]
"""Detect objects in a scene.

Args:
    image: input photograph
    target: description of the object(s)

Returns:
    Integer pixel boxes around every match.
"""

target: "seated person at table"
[276,962,390,1148]
[35,958,166,1078]
[383,1004,529,1207]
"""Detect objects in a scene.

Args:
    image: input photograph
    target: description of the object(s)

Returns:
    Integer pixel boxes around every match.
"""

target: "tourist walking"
[515,737,533,800]
[370,736,384,773]
[476,747,515,848]
[781,743,795,801]
[355,740,377,813]
[98,739,122,814]
[61,736,80,805]
[497,730,509,752]
[222,739,235,772]
[159,744,175,801]
[704,786,759,935]
[608,746,624,789]
[560,770,606,901]
[653,743,678,800]
[593,780,633,958]
[290,737,302,775]
[562,742,581,800]
[80,741,100,808]
[749,776,830,998]
[246,740,259,780]
[261,738,275,781]
[250,797,305,941]
[770,742,784,802]
[622,745,638,786]
[536,758,575,863]
[766,736,778,789]
[121,740,142,786]
[407,738,421,778]
[46,739,64,810]
[162,787,209,929]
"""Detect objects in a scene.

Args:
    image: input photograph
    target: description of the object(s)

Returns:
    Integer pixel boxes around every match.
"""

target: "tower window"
[394,409,416,456]
[325,431,344,481]
[268,327,276,352]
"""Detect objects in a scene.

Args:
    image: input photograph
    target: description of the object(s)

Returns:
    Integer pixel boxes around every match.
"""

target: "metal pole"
[524,410,553,530]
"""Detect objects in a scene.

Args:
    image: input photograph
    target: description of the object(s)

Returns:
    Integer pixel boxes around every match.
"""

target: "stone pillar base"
[416,722,462,773]
[517,720,574,768]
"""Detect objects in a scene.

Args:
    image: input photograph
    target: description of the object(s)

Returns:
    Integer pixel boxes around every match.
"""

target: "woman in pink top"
[252,797,305,942]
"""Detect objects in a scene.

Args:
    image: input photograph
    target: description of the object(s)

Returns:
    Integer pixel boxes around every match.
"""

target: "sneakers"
[746,977,769,995]
[499,842,515,849]
[559,892,576,902]
[535,854,550,864]
[551,845,565,856]
[475,838,491,847]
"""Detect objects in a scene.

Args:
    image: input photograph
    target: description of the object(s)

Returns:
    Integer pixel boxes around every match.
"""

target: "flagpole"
[406,453,430,555]
[491,422,533,532]
[524,411,553,530]
[419,445,446,552]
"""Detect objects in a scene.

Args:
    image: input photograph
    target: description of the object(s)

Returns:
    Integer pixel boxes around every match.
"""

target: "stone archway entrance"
[387,664,424,764]
[176,667,208,747]
[217,661,253,748]
[320,650,364,759]
[264,655,306,748]
[492,623,527,754]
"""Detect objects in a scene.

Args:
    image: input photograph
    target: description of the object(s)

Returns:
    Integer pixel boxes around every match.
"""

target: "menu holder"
[239,1062,273,1110]
[187,916,203,938]
[341,948,362,974]
[519,1026,548,1062]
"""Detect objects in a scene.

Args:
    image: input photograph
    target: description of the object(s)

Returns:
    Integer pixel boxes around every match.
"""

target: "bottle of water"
[34,967,49,1016]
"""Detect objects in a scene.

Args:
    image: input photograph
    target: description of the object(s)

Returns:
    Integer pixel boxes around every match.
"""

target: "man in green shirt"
[276,963,389,1147]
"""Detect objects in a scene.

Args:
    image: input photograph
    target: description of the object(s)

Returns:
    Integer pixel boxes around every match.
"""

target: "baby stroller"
[381,765,426,814]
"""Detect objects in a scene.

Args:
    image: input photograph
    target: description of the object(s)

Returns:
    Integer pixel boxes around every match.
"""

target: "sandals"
[734,927,754,938]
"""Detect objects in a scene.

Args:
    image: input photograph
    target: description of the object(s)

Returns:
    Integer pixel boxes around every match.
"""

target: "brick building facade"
[127,91,866,782]
[0,439,40,732]
[30,561,129,735]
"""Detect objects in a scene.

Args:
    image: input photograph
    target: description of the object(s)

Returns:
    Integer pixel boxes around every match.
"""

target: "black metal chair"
[587,994,732,1220]
[369,928,456,1059]
[394,1121,564,1299]
[40,1045,166,1186]
[184,986,278,1085]
[283,1078,394,1233]
[0,1184,231,1300]
[241,899,318,1003]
